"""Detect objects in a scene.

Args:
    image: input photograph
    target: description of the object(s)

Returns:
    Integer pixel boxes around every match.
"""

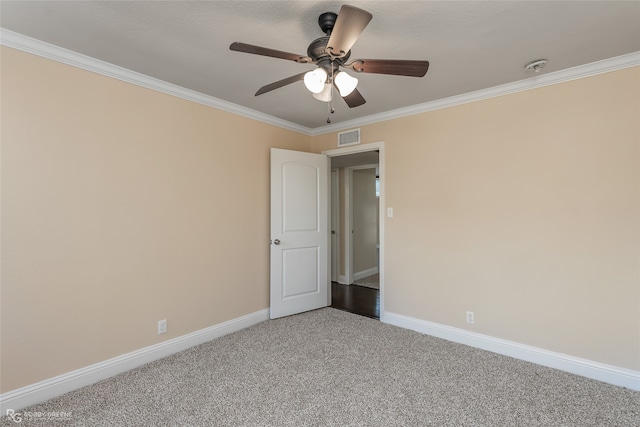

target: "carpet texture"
[3,308,638,426]
[353,273,379,290]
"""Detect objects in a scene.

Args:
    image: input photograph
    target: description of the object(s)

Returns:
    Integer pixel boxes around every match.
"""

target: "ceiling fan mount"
[229,5,430,109]
[318,12,338,35]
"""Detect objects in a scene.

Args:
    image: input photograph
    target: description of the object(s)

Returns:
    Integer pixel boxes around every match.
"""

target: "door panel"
[270,148,328,319]
[282,247,319,298]
[282,163,319,232]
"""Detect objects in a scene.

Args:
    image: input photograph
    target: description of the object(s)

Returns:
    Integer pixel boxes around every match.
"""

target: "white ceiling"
[1,1,639,130]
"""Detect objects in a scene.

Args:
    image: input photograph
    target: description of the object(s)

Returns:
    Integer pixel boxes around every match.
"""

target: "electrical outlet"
[466,311,475,324]
[158,319,167,335]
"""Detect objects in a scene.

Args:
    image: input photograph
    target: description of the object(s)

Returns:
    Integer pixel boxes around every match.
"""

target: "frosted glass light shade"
[312,83,333,102]
[304,68,328,93]
[334,71,358,96]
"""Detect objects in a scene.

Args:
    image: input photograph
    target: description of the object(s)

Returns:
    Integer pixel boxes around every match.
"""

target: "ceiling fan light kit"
[313,83,333,102]
[334,71,358,96]
[304,68,328,93]
[229,4,430,118]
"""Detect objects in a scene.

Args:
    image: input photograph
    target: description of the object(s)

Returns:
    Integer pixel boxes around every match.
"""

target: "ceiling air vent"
[338,128,361,147]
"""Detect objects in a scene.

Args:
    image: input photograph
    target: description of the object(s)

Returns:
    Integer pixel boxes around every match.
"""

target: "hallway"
[330,282,379,319]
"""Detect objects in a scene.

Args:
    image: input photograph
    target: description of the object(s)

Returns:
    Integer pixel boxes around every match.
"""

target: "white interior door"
[270,148,328,319]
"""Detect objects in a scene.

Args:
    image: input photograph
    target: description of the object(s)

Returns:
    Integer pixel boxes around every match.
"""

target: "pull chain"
[327,64,336,123]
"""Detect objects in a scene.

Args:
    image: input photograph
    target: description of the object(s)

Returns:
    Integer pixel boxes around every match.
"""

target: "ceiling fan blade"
[230,42,312,63]
[326,5,372,58]
[340,87,366,108]
[345,59,430,77]
[255,72,307,96]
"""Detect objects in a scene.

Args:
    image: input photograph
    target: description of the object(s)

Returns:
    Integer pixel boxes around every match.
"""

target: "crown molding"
[310,51,640,136]
[0,28,312,135]
[2,28,638,137]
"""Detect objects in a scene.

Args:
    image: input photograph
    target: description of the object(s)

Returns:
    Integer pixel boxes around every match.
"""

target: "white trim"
[382,311,640,391]
[311,51,640,135]
[0,29,308,135]
[353,267,379,282]
[0,309,270,413]
[2,29,637,137]
[337,274,348,285]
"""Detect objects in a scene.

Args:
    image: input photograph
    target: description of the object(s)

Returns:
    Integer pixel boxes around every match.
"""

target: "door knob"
[273,239,281,245]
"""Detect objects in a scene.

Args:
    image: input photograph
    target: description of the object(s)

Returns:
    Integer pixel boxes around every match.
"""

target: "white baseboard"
[4,308,636,414]
[353,267,379,282]
[337,275,348,285]
[0,309,270,413]
[381,311,640,391]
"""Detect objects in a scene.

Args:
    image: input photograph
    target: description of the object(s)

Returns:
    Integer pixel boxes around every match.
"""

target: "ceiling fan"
[229,4,429,109]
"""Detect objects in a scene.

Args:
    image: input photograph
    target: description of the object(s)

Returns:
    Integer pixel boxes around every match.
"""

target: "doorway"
[323,142,384,319]
[348,165,380,287]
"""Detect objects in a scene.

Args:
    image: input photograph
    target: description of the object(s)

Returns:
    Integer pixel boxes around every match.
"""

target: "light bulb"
[312,83,333,102]
[334,71,358,96]
[304,68,328,94]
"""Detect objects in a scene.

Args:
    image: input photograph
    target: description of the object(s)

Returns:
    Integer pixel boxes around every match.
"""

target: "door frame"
[322,141,385,318]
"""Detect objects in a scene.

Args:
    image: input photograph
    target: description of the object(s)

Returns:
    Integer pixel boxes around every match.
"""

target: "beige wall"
[1,46,638,395]
[313,67,640,370]
[0,47,311,392]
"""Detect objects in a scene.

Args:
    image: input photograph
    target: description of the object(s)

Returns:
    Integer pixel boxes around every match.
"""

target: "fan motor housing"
[307,36,350,64]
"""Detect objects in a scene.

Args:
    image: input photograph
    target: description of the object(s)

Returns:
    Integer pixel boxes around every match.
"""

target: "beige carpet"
[2,308,638,426]
[353,273,379,289]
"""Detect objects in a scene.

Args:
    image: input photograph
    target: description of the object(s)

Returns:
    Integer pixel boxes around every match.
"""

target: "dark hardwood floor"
[330,282,380,319]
